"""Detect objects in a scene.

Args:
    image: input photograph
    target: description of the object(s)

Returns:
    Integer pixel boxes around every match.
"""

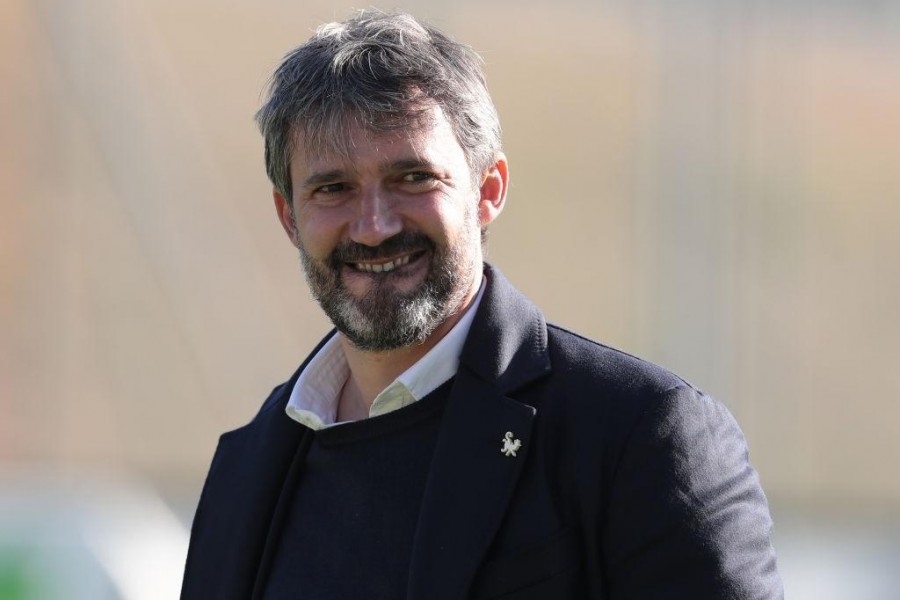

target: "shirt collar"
[286,277,486,430]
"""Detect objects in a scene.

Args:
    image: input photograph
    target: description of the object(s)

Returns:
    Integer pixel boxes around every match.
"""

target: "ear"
[477,152,509,228]
[274,188,301,248]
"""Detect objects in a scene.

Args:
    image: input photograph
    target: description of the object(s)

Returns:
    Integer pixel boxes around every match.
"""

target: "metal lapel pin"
[501,431,522,457]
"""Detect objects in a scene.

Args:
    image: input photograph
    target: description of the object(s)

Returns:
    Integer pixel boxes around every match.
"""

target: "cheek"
[446,202,482,244]
[410,195,478,238]
[296,211,347,257]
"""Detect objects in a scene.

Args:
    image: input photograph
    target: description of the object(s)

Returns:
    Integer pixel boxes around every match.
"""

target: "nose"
[349,186,403,247]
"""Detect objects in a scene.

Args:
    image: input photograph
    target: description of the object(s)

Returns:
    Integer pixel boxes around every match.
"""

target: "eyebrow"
[301,159,437,189]
[387,159,434,173]
[301,169,346,189]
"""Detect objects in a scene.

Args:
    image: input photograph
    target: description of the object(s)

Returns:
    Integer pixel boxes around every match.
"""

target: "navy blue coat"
[182,264,782,599]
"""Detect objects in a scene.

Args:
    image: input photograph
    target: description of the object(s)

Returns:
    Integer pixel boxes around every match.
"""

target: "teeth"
[355,254,413,273]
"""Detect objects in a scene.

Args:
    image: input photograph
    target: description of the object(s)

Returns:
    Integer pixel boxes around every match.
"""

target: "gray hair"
[255,10,502,201]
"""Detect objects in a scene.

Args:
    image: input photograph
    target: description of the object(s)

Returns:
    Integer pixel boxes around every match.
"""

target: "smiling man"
[275,107,501,424]
[181,10,782,600]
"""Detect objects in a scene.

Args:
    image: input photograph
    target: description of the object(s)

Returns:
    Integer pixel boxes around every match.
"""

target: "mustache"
[328,231,435,265]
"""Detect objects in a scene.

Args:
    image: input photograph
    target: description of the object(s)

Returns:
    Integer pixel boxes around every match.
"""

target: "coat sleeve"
[601,385,783,599]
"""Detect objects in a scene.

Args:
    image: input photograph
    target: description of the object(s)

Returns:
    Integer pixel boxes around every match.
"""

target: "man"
[182,10,782,599]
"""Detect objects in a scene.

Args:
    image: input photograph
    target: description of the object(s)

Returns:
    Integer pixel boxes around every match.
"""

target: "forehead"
[291,105,468,172]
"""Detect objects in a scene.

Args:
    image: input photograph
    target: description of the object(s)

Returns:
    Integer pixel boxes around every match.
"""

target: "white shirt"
[285,279,486,430]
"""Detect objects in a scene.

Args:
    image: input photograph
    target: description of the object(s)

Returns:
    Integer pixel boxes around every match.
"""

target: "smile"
[353,253,414,273]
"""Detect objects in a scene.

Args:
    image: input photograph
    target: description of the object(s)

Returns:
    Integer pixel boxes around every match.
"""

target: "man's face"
[275,106,504,351]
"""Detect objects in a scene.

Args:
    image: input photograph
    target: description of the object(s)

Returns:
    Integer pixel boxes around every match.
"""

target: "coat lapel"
[407,265,552,600]
[181,346,325,599]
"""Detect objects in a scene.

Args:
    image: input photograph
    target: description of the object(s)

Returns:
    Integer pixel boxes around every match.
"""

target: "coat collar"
[183,264,551,599]
[462,263,551,393]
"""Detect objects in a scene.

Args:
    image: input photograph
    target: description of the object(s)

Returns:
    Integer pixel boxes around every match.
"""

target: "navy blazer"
[182,265,782,599]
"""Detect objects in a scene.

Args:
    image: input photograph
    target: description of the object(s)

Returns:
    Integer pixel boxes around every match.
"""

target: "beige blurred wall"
[2,0,899,512]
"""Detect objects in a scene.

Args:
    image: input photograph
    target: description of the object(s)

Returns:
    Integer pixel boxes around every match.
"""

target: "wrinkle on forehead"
[290,100,439,167]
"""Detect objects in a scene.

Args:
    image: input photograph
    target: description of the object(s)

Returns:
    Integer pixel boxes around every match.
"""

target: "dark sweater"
[262,379,452,599]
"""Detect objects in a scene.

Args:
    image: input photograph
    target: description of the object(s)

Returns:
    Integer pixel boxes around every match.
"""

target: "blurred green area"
[0,550,34,600]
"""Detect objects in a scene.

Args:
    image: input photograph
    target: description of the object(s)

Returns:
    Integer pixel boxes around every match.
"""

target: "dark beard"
[300,231,473,351]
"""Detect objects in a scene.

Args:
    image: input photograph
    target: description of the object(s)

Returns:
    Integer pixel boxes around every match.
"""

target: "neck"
[339,278,479,410]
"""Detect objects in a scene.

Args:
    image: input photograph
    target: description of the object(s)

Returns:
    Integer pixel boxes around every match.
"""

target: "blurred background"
[2,0,898,597]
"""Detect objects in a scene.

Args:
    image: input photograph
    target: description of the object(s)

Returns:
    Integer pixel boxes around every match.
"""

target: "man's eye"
[401,172,436,184]
[314,182,347,194]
